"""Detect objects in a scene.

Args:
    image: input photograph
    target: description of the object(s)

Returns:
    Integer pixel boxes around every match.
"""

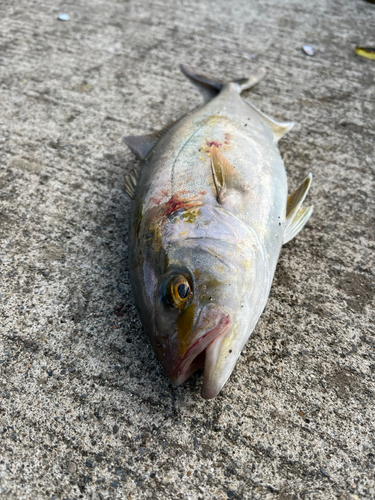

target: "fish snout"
[170,304,231,386]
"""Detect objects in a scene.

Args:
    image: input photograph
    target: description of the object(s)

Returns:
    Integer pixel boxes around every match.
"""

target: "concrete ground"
[0,0,374,499]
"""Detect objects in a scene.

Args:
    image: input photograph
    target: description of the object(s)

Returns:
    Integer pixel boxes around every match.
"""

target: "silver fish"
[123,65,313,399]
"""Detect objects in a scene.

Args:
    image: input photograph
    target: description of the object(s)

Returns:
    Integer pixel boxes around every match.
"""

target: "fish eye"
[165,275,192,309]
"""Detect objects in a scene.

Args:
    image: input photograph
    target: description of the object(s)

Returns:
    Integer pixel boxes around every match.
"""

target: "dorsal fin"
[124,168,138,198]
[210,145,247,203]
[245,99,294,142]
[123,121,177,160]
[283,173,313,244]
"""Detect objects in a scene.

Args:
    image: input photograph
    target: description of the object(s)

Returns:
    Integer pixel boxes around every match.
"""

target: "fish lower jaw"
[170,350,206,387]
[169,317,231,388]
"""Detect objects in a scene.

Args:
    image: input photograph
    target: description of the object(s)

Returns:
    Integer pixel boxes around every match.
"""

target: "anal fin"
[245,99,294,141]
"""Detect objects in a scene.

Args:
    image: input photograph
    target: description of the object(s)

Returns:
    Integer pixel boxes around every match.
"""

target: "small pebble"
[68,462,76,474]
[302,45,314,56]
[58,13,70,21]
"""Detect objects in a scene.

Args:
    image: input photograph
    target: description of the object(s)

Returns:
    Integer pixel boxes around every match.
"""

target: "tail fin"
[231,68,267,92]
[180,64,266,99]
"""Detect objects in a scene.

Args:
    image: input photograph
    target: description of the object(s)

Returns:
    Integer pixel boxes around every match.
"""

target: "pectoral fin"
[210,145,247,203]
[283,173,313,244]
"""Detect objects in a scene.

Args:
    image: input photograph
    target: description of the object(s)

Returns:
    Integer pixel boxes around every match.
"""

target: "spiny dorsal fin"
[210,145,247,203]
[124,168,138,198]
[245,99,294,142]
[123,121,177,160]
[283,206,313,244]
[283,173,313,244]
[286,173,312,218]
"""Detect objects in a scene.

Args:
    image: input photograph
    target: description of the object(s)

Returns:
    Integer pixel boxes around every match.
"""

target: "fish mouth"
[170,304,231,389]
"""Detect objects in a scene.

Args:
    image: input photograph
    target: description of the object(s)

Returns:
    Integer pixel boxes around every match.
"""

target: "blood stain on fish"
[206,140,222,148]
[165,193,189,216]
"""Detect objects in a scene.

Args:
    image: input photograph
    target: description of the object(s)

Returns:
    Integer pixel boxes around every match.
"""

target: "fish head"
[134,204,269,399]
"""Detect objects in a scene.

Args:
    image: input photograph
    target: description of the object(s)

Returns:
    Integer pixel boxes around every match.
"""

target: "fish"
[123,65,313,399]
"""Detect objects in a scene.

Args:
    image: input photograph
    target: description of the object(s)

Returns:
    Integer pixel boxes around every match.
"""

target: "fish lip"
[200,334,232,400]
[170,308,231,386]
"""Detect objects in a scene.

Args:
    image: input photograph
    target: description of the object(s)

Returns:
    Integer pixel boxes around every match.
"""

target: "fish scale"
[123,64,313,399]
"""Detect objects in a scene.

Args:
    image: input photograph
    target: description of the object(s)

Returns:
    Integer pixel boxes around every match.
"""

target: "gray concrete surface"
[0,0,374,499]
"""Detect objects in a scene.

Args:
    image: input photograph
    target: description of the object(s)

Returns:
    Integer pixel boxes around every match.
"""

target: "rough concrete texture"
[0,0,374,499]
